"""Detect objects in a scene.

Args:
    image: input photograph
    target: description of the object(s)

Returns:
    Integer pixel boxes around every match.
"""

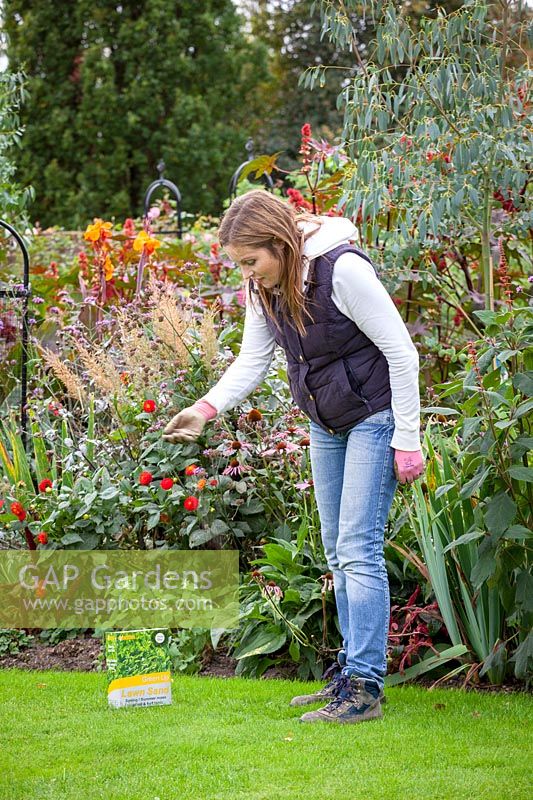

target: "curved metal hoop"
[0,220,31,451]
[143,160,183,238]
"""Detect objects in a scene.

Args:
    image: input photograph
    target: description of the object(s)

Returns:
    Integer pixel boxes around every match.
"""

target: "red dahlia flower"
[38,479,53,492]
[10,501,26,521]
[183,496,199,511]
[160,477,174,490]
[37,532,48,545]
[139,471,153,485]
[143,399,156,413]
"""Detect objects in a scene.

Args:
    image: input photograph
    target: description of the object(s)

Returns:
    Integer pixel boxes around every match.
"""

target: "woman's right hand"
[162,405,206,443]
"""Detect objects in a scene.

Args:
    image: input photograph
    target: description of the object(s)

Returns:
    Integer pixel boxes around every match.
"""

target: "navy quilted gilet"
[255,243,392,434]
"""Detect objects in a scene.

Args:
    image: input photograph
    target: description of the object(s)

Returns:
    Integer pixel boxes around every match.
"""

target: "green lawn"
[0,669,531,800]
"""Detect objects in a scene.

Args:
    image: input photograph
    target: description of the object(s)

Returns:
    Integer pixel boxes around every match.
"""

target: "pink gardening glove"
[394,449,425,485]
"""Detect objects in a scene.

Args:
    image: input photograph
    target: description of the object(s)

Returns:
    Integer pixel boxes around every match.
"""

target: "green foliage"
[0,69,33,222]
[0,627,34,655]
[230,537,335,680]
[3,0,268,227]
[168,628,211,675]
[307,0,532,309]
[406,301,533,684]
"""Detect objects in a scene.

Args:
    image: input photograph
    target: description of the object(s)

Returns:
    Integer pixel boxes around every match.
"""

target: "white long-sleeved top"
[202,216,421,451]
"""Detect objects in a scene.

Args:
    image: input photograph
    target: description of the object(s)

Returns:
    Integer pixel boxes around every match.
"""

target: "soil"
[0,633,529,696]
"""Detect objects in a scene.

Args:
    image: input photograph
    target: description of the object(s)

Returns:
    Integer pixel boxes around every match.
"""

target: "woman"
[162,189,425,725]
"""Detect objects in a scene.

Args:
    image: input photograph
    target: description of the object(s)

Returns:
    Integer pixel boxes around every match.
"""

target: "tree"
[0,69,33,222]
[243,0,466,165]
[3,0,268,227]
[302,0,532,309]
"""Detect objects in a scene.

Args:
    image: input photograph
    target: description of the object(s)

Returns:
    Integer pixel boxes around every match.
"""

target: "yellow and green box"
[105,628,172,708]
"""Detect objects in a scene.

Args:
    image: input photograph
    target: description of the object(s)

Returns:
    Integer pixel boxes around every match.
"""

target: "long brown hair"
[218,189,321,336]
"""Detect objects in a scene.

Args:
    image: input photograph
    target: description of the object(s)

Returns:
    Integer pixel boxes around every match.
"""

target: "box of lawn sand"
[105,628,172,708]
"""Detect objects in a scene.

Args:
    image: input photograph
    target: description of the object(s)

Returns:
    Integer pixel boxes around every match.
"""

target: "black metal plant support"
[143,159,183,239]
[0,219,31,452]
[228,138,275,202]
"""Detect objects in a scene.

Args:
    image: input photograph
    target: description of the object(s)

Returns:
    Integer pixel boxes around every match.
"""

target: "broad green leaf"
[238,152,284,183]
[60,533,84,546]
[100,486,120,500]
[508,466,533,483]
[515,571,533,613]
[483,493,516,535]
[512,629,533,679]
[516,399,533,418]
[512,371,533,397]
[458,467,490,499]
[146,511,160,531]
[470,547,496,588]
[233,626,286,659]
[189,528,216,547]
[505,525,532,540]
[442,530,485,553]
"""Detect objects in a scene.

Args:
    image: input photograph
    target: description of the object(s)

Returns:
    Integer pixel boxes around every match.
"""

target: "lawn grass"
[0,669,531,800]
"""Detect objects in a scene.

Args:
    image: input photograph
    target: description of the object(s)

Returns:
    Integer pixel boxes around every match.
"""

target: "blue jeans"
[309,408,397,691]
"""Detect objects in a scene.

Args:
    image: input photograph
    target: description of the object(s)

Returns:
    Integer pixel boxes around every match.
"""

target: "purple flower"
[222,460,251,478]
[263,582,283,600]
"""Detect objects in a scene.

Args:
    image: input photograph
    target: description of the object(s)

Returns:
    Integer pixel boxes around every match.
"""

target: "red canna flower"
[183,496,199,511]
[38,479,53,493]
[301,122,312,140]
[143,399,156,413]
[453,310,464,327]
[287,188,304,206]
[123,218,136,238]
[139,471,153,485]
[160,477,174,490]
[37,532,48,545]
[10,501,26,521]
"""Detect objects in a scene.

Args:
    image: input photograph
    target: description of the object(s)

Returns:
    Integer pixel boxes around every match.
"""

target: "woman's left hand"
[394,449,425,484]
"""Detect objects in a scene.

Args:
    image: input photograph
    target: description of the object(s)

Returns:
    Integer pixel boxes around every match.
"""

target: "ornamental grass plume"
[198,300,219,374]
[113,304,168,396]
[147,274,192,368]
[36,345,88,406]
[71,339,124,399]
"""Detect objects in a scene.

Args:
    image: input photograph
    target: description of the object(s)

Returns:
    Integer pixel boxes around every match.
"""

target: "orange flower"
[197,479,207,490]
[133,230,161,256]
[104,255,114,282]
[84,219,113,244]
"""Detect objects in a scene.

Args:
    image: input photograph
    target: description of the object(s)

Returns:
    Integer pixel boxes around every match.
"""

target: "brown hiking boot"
[290,673,345,707]
[299,676,383,724]
[290,671,386,707]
